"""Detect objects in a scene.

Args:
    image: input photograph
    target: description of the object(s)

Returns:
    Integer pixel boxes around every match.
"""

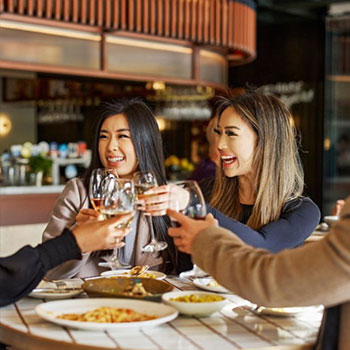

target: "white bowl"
[324,215,339,228]
[162,291,227,317]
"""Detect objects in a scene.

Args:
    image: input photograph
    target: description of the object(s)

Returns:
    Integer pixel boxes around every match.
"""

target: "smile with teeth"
[107,156,124,163]
[221,155,237,164]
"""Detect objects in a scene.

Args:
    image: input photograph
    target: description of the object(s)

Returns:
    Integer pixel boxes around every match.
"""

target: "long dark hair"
[84,98,176,273]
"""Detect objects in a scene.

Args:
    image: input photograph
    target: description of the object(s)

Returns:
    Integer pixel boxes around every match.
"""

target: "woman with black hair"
[42,98,177,279]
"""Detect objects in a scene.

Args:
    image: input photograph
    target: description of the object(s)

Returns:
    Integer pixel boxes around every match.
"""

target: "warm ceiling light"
[324,138,331,151]
[0,20,101,41]
[0,113,12,136]
[156,117,166,131]
[106,36,192,54]
[152,82,166,90]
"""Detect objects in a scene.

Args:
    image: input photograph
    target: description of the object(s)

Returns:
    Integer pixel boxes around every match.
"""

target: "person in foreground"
[167,196,350,350]
[0,213,133,307]
[145,90,320,253]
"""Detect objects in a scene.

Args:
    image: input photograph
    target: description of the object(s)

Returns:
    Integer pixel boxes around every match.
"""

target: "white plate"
[254,305,323,317]
[100,269,166,280]
[29,289,83,300]
[162,291,227,317]
[29,279,84,300]
[35,298,178,331]
[193,278,230,294]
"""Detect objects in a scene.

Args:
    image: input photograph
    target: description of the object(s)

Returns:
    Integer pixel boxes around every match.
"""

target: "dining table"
[0,276,323,350]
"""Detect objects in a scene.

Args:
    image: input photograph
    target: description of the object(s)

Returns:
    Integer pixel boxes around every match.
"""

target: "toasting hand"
[167,209,217,254]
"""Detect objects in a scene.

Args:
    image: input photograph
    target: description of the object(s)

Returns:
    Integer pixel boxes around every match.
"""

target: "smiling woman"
[98,113,138,178]
[145,89,320,258]
[41,98,178,279]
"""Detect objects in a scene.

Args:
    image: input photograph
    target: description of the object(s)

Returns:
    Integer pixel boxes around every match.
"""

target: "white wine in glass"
[89,168,117,213]
[100,177,136,269]
[170,180,208,279]
[133,171,168,254]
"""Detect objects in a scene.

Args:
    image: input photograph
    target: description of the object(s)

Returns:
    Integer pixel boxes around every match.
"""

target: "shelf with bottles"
[51,151,91,185]
[0,141,91,187]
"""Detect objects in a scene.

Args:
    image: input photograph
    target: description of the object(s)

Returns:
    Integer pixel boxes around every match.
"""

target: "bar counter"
[0,185,64,226]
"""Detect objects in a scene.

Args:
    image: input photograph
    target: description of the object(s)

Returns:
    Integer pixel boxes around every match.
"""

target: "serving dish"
[193,277,230,294]
[162,291,227,317]
[100,269,166,280]
[253,305,323,317]
[83,277,173,301]
[35,298,178,331]
[29,279,83,300]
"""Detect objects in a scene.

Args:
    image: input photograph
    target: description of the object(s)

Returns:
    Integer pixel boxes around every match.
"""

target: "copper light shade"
[0,0,256,87]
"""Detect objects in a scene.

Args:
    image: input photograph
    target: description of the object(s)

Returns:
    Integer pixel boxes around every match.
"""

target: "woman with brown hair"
[145,89,320,254]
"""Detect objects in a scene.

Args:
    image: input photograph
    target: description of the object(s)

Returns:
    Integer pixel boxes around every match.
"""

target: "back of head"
[212,89,304,229]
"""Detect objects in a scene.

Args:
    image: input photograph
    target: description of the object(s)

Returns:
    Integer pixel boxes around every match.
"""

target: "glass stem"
[146,214,156,242]
[112,247,119,262]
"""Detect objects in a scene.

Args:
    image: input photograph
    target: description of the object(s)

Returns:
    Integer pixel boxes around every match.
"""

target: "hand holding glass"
[89,168,118,214]
[133,171,168,254]
[170,180,207,279]
[100,177,136,269]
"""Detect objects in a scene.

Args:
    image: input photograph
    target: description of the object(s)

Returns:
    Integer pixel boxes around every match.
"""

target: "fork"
[54,280,67,289]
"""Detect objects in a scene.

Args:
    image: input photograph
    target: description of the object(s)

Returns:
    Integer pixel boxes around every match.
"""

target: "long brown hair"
[210,89,304,230]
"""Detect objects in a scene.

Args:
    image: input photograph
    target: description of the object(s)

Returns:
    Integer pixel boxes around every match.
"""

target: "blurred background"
[0,0,349,233]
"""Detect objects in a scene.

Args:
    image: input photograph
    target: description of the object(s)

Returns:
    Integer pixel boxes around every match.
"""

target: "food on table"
[111,272,157,279]
[129,265,149,275]
[98,282,153,297]
[120,282,151,297]
[109,265,157,279]
[207,279,222,288]
[57,306,156,323]
[170,294,225,303]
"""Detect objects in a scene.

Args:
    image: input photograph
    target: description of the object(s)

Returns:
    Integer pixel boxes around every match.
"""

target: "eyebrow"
[100,128,130,133]
[225,126,241,131]
[216,125,241,131]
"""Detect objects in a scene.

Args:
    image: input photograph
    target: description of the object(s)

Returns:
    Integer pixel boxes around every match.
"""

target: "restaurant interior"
[0,1,350,349]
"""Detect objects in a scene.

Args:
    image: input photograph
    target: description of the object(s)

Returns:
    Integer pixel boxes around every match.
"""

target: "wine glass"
[88,168,117,213]
[100,177,136,270]
[133,171,168,254]
[169,180,208,279]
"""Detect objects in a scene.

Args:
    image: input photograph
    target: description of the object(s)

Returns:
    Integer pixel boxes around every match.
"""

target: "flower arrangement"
[165,155,194,180]
[28,155,53,185]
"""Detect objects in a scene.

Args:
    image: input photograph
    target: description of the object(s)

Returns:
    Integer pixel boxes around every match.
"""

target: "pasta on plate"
[57,306,156,323]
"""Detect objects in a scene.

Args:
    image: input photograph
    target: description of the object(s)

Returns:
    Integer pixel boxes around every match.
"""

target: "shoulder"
[58,177,88,209]
[62,178,86,196]
[283,196,320,216]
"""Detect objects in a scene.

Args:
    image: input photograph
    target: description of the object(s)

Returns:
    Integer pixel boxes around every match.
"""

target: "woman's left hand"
[167,209,218,254]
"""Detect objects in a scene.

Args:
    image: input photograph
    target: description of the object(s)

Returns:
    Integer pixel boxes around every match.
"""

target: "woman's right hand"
[138,184,190,216]
[76,208,99,224]
[72,213,133,252]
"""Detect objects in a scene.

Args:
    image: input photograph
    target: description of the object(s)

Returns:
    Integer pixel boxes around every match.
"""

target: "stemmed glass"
[133,171,168,254]
[88,168,117,214]
[169,180,208,279]
[100,177,136,270]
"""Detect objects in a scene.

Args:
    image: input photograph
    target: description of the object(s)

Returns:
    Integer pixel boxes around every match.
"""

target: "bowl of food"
[83,277,173,301]
[162,291,227,316]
